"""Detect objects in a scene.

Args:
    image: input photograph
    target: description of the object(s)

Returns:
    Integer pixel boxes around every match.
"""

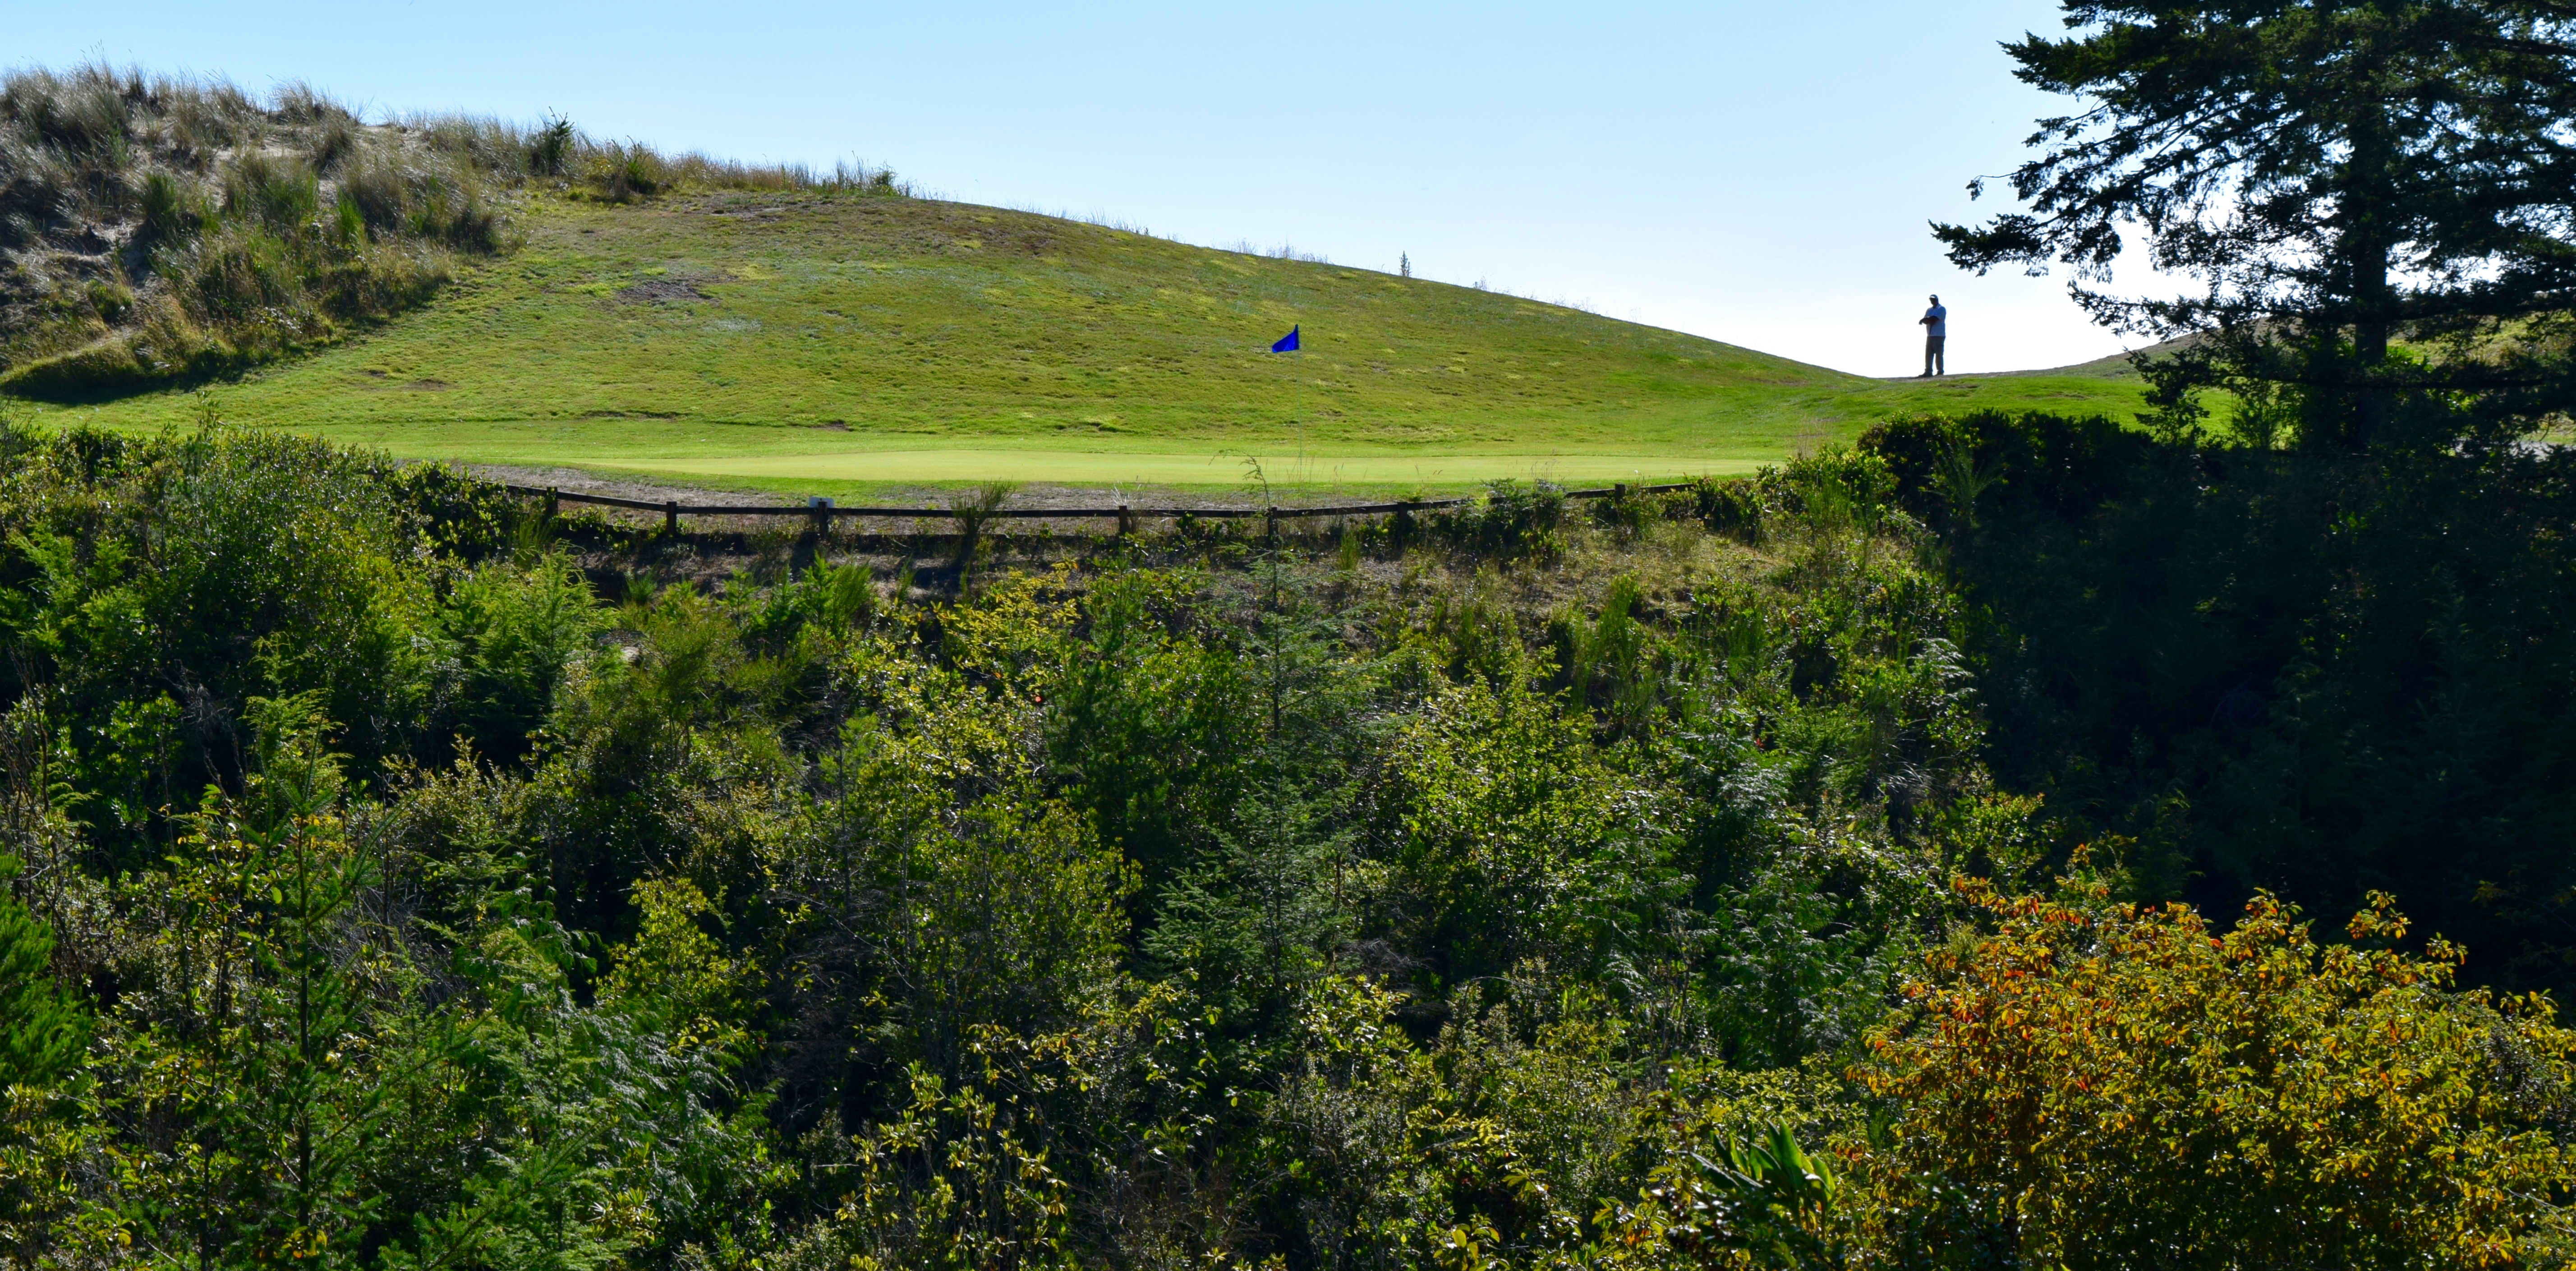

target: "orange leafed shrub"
[1852,875,2576,1269]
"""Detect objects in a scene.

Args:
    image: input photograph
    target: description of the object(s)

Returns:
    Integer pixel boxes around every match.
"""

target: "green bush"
[1,424,2558,1265]
[1432,478,1568,558]
[1854,878,2576,1267]
[0,856,84,1091]
[1864,410,2576,999]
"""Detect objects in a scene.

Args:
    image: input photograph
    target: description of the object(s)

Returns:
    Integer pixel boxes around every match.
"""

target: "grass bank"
[35,190,2150,491]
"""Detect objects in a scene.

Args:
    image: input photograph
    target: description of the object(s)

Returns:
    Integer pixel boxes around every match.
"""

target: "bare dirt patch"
[615,276,723,304]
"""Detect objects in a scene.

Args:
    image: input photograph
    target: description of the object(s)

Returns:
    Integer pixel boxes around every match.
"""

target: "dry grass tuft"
[0,62,912,398]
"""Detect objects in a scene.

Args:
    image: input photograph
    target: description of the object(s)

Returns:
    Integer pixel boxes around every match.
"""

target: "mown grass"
[36,188,2150,491]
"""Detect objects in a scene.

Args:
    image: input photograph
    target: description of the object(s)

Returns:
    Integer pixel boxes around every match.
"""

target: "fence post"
[1117,504,1132,537]
[665,501,679,535]
[809,495,833,539]
[543,486,559,525]
[1265,507,1278,542]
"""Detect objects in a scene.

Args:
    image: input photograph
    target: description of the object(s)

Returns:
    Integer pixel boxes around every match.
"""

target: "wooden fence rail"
[501,481,1698,533]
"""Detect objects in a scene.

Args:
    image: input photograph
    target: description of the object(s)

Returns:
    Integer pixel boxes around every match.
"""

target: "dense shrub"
[3,424,2571,1263]
[1436,478,1568,557]
[0,420,521,858]
[1854,877,2576,1268]
[1863,410,2576,999]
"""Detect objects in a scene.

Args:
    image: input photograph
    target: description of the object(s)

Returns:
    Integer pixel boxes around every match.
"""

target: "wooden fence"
[500,481,1699,535]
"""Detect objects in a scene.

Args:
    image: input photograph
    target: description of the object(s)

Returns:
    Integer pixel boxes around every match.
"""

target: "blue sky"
[9,0,2147,375]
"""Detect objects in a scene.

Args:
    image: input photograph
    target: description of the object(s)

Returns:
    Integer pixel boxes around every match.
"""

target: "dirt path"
[465,465,778,506]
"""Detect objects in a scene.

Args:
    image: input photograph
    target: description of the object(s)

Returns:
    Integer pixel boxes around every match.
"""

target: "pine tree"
[1938,2,2576,447]
[0,856,83,1091]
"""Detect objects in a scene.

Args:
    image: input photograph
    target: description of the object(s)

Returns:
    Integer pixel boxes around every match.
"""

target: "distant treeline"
[2,411,2574,1265]
[0,64,907,398]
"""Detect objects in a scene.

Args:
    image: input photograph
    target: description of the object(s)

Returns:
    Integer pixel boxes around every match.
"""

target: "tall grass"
[384,109,909,202]
[1224,239,1333,265]
[947,479,1021,570]
[0,63,911,398]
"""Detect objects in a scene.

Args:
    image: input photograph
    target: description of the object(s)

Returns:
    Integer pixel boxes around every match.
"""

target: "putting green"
[603,448,1767,488]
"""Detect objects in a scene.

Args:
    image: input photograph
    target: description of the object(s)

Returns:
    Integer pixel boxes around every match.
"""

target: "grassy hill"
[31,188,2150,493]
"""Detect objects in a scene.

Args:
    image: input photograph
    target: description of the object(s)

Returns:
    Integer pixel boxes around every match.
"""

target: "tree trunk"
[2346,86,2395,447]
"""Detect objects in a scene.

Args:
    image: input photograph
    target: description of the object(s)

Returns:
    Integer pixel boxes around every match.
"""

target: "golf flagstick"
[1295,338,1305,471]
[1270,323,1305,476]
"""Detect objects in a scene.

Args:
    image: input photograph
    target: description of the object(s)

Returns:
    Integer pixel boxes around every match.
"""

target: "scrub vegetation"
[0,64,900,401]
[9,0,2576,1262]
[1,406,2572,1266]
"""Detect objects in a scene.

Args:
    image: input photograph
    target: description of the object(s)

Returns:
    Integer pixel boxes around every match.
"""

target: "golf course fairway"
[25,190,2150,493]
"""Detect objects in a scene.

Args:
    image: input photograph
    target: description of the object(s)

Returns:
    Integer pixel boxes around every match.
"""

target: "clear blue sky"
[9,0,2146,376]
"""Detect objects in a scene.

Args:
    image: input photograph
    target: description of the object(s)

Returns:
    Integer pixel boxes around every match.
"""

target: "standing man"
[1918,294,1947,377]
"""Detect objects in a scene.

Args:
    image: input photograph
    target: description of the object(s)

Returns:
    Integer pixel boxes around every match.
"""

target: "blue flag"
[1270,325,1300,353]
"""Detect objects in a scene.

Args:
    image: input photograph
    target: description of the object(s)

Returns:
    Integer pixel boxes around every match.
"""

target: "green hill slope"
[33,189,2148,491]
